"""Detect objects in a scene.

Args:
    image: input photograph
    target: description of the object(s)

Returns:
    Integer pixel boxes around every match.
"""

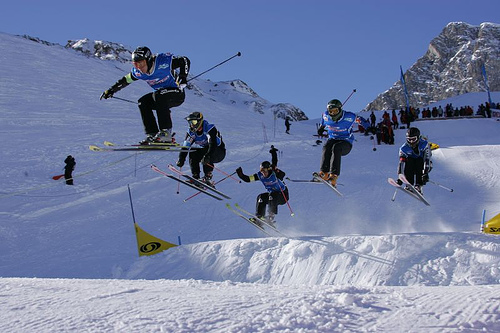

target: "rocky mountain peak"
[366,22,500,111]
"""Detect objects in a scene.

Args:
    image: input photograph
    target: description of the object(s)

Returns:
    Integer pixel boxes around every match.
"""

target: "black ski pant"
[187,143,226,178]
[138,88,185,135]
[256,187,289,217]
[64,169,73,185]
[404,157,424,186]
[320,139,352,176]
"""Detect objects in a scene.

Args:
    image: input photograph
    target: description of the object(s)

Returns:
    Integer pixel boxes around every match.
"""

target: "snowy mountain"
[2,31,500,332]
[367,22,500,111]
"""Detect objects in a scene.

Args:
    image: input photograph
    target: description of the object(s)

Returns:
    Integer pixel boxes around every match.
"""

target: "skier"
[235,148,288,223]
[316,99,356,186]
[64,155,76,185]
[100,46,190,144]
[176,112,226,186]
[396,127,432,194]
[285,117,291,134]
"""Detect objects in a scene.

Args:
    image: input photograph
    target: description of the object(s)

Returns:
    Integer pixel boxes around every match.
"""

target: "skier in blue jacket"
[176,112,226,186]
[236,147,288,223]
[100,46,190,144]
[316,99,356,186]
[397,127,432,194]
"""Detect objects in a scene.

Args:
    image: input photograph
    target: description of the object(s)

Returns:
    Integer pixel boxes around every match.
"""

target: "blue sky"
[2,0,499,118]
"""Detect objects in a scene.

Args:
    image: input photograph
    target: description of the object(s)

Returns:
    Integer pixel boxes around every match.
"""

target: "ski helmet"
[185,112,204,131]
[406,127,420,146]
[260,161,272,173]
[327,99,343,121]
[132,46,152,62]
[131,46,154,70]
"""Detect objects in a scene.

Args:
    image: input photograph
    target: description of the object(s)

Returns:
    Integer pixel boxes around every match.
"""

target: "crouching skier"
[176,112,226,186]
[235,154,289,224]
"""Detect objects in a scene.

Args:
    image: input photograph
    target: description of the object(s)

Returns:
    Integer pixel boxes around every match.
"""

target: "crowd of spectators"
[355,100,498,147]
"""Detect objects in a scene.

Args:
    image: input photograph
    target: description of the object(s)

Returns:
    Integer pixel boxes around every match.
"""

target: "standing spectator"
[285,117,291,134]
[64,155,76,185]
[391,110,399,129]
[486,102,492,118]
[437,106,443,117]
[370,111,376,128]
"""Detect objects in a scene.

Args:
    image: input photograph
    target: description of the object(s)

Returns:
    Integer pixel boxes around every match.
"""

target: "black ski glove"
[396,178,403,186]
[100,89,114,100]
[317,126,325,137]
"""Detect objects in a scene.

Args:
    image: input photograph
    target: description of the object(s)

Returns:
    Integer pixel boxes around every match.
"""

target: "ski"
[232,203,287,236]
[104,141,182,148]
[285,177,322,184]
[151,164,224,201]
[388,177,430,206]
[225,203,272,235]
[89,144,193,152]
[312,173,343,197]
[166,164,231,200]
[398,174,431,206]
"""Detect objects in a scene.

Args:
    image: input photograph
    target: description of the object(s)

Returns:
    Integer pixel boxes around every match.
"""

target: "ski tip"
[103,141,115,146]
[291,213,295,217]
[89,145,101,151]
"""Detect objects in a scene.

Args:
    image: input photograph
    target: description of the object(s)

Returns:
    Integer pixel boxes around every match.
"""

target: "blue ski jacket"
[320,111,356,144]
[131,53,182,90]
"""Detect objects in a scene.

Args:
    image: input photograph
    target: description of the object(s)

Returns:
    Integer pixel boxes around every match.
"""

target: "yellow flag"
[483,213,500,234]
[134,223,177,256]
[429,142,440,150]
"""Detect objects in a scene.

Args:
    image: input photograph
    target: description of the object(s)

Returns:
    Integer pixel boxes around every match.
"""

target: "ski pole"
[207,163,241,183]
[428,179,453,192]
[176,166,182,194]
[391,188,398,201]
[187,52,242,82]
[111,96,139,104]
[342,89,357,106]
[184,171,237,202]
[279,185,295,217]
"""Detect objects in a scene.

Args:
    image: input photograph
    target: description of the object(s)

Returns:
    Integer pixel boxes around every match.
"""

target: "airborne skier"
[235,147,289,223]
[396,127,432,194]
[316,99,356,187]
[100,46,190,144]
[176,112,226,186]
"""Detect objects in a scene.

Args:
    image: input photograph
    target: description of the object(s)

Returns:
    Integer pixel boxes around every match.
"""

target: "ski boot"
[318,171,330,181]
[327,173,338,187]
[265,213,276,227]
[414,185,423,195]
[153,129,174,143]
[139,134,156,145]
[202,172,215,188]
[189,174,204,188]
[249,216,264,227]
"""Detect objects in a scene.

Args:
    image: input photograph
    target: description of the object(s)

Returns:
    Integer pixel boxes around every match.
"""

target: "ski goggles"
[406,136,419,144]
[328,107,341,116]
[188,119,200,128]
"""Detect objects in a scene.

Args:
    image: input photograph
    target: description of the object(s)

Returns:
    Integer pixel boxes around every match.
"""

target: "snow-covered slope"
[2,31,500,332]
